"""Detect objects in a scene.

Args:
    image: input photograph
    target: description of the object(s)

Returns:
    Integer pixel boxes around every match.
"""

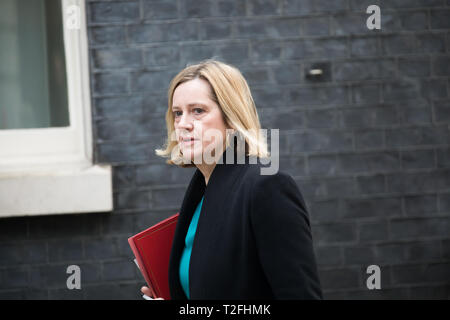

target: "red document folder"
[128,213,179,300]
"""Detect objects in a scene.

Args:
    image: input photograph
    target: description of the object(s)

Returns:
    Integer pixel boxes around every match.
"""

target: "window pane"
[0,0,69,130]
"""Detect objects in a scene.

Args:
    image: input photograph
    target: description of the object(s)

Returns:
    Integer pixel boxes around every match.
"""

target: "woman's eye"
[193,108,204,114]
[173,111,182,117]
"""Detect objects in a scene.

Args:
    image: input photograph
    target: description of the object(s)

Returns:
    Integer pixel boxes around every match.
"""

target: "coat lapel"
[168,144,246,299]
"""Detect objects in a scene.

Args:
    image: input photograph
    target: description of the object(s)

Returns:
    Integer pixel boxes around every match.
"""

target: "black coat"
[168,148,323,300]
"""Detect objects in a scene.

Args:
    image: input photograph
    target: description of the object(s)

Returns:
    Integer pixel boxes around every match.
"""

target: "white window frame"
[0,0,112,218]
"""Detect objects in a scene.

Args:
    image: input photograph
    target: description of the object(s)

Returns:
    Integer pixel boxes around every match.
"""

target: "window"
[0,0,112,217]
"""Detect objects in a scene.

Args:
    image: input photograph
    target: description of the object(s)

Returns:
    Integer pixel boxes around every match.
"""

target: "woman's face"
[172,78,229,164]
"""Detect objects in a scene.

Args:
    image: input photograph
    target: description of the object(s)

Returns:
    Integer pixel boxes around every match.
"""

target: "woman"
[141,59,322,300]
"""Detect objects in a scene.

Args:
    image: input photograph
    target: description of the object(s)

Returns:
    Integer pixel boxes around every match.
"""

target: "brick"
[131,70,176,93]
[402,106,432,125]
[382,34,416,55]
[325,177,356,198]
[391,262,450,285]
[302,16,330,36]
[287,85,349,106]
[251,40,283,61]
[142,0,178,20]
[135,164,194,186]
[421,79,448,100]
[416,33,446,53]
[271,63,302,84]
[278,155,306,177]
[338,152,401,174]
[332,14,372,36]
[358,220,389,242]
[334,59,396,81]
[398,57,431,77]
[180,0,214,18]
[342,196,402,219]
[199,21,233,40]
[48,239,83,262]
[93,73,129,95]
[404,241,442,262]
[312,222,357,244]
[432,56,450,76]
[350,37,379,57]
[89,1,139,23]
[385,125,450,148]
[437,147,450,168]
[314,246,343,266]
[103,260,135,281]
[93,49,141,69]
[281,0,314,15]
[89,26,126,45]
[308,154,338,176]
[383,81,422,102]
[439,193,450,212]
[83,283,140,300]
[289,130,353,153]
[356,174,386,195]
[248,0,281,15]
[306,109,337,128]
[285,38,348,60]
[430,9,450,29]
[308,199,341,222]
[0,266,29,289]
[261,110,305,130]
[409,285,450,299]
[97,141,158,163]
[404,194,438,216]
[0,242,47,266]
[375,243,407,264]
[354,129,384,150]
[401,149,435,170]
[314,0,347,13]
[151,187,186,210]
[95,96,144,119]
[144,45,180,67]
[102,214,135,235]
[434,100,450,123]
[352,83,381,104]
[344,246,377,265]
[115,190,150,210]
[400,11,428,31]
[318,267,360,289]
[390,217,450,240]
[241,67,271,86]
[84,238,121,260]
[216,0,246,17]
[128,22,198,43]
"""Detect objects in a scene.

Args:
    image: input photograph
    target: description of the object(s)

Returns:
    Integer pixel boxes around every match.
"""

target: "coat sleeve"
[249,171,323,299]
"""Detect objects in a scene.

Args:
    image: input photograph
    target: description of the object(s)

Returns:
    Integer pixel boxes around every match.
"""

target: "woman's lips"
[180,138,198,146]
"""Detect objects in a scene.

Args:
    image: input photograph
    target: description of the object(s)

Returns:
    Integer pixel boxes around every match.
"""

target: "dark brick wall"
[0,0,449,299]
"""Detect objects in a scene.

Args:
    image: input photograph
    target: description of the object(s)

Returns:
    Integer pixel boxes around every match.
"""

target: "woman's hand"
[141,286,164,300]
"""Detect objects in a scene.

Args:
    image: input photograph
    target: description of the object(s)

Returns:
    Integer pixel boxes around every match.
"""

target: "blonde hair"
[155,59,269,167]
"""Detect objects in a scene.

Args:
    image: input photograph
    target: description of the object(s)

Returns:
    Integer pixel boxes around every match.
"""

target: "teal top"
[179,196,204,299]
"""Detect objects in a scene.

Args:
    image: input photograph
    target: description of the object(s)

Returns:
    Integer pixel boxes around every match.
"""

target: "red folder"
[128,213,179,300]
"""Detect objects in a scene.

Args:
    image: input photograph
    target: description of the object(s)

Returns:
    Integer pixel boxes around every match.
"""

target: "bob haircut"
[155,59,269,167]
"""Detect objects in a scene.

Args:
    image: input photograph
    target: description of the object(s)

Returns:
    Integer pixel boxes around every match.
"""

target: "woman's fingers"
[140,286,164,300]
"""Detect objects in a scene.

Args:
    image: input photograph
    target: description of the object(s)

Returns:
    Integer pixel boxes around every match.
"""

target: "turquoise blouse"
[179,196,204,299]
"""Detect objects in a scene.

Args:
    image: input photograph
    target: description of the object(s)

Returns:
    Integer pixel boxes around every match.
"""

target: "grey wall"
[0,0,449,299]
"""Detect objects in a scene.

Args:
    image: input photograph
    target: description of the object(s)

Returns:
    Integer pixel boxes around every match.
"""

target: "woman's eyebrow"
[172,103,209,108]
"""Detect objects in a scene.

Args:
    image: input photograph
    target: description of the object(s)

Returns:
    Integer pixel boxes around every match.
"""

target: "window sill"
[0,164,113,218]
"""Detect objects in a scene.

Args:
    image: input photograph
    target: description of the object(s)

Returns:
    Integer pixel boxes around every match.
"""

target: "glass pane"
[0,0,69,130]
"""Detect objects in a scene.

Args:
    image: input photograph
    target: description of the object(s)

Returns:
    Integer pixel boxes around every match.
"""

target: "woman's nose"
[178,113,193,130]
